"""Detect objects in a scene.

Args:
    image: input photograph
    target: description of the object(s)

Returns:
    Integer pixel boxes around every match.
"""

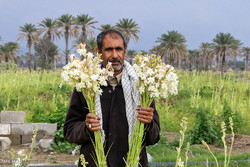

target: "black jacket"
[64,83,160,167]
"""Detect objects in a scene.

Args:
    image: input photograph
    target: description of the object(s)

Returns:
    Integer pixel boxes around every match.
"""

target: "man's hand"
[85,113,101,132]
[136,106,154,124]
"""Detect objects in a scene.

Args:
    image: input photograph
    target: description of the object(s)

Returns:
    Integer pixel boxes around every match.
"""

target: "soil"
[162,132,250,154]
[0,133,250,166]
[0,145,79,167]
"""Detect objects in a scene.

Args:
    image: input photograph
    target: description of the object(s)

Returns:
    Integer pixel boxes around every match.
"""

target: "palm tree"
[0,42,20,63]
[241,47,250,71]
[86,38,97,55]
[150,45,162,55]
[187,50,195,71]
[73,37,97,56]
[199,42,212,70]
[127,49,137,64]
[188,50,201,71]
[16,54,28,68]
[156,30,187,69]
[32,33,41,70]
[18,23,38,71]
[54,54,64,69]
[115,18,140,45]
[211,32,240,75]
[73,14,98,44]
[57,14,75,64]
[0,35,2,43]
[38,17,61,42]
[231,40,242,72]
[99,24,114,31]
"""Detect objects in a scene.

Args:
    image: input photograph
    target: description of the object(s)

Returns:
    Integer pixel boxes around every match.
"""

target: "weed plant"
[187,108,219,144]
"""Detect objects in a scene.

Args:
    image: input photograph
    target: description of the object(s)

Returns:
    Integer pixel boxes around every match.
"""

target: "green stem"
[10,148,15,167]
[227,132,234,167]
[202,141,219,167]
[82,92,106,167]
[27,126,38,167]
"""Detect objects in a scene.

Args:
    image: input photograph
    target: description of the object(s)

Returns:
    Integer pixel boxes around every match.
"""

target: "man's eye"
[116,47,123,51]
[105,48,113,51]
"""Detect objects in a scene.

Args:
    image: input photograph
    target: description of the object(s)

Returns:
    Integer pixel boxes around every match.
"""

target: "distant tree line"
[150,31,249,75]
[0,13,249,74]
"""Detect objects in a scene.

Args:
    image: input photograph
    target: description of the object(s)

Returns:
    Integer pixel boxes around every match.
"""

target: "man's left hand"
[136,106,154,124]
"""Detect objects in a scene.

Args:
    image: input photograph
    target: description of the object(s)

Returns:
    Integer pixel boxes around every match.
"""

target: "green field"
[0,70,249,165]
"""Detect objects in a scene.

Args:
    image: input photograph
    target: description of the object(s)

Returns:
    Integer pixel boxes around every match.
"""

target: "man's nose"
[111,49,119,58]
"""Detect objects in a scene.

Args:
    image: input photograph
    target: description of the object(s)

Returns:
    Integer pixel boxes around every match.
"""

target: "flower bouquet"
[126,53,178,166]
[61,44,113,167]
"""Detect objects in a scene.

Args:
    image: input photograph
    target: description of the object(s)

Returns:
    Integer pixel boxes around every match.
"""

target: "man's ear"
[96,48,101,54]
[124,50,127,59]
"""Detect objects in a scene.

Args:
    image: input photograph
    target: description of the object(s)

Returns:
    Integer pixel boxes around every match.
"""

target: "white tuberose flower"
[91,74,99,81]
[17,150,24,156]
[146,68,154,76]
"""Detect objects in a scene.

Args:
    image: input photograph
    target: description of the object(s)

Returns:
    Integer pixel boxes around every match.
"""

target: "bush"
[199,85,213,98]
[188,108,219,144]
[221,100,243,133]
[33,101,77,153]
[0,61,18,71]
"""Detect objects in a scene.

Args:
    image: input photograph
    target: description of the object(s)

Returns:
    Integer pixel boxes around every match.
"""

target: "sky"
[0,0,250,55]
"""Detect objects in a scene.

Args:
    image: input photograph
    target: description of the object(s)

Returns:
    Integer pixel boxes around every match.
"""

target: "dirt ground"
[162,132,250,154]
[1,133,250,166]
[0,145,79,167]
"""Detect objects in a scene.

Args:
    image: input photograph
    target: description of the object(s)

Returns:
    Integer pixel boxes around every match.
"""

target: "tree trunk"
[183,59,186,71]
[209,57,213,70]
[170,53,174,67]
[81,27,87,44]
[48,32,52,42]
[196,60,199,71]
[205,57,209,70]
[28,45,32,72]
[50,54,55,70]
[233,54,237,72]
[164,55,167,64]
[203,54,206,70]
[65,28,69,65]
[33,56,36,71]
[189,62,192,71]
[216,55,219,72]
[170,58,174,67]
[245,54,249,71]
[177,58,181,70]
[221,52,226,76]
[126,36,130,47]
[33,43,37,71]
[4,54,9,62]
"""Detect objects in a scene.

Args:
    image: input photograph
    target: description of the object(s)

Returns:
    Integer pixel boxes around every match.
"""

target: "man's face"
[98,33,126,76]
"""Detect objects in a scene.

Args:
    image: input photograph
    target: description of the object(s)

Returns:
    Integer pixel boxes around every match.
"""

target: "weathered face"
[98,33,126,76]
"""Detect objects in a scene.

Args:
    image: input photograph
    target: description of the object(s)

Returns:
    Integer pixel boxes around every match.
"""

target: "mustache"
[108,57,122,63]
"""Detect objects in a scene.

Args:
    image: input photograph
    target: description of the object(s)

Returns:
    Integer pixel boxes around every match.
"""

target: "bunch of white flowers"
[61,43,113,110]
[61,44,112,167]
[133,53,178,104]
[127,53,179,167]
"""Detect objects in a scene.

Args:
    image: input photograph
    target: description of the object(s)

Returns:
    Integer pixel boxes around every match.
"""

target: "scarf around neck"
[95,60,140,143]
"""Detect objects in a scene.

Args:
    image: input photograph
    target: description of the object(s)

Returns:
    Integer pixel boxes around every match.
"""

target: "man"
[64,29,160,167]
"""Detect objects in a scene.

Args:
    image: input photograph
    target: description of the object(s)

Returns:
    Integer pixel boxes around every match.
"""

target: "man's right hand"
[85,113,101,132]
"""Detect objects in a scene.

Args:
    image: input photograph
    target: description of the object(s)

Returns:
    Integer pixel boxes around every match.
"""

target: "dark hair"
[97,29,127,53]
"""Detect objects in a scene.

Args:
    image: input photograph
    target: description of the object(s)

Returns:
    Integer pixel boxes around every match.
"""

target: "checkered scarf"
[95,61,140,143]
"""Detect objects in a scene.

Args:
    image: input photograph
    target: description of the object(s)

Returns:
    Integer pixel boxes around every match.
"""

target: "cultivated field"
[0,70,249,166]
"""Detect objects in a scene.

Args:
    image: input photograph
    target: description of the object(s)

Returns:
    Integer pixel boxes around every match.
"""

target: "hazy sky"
[0,0,250,54]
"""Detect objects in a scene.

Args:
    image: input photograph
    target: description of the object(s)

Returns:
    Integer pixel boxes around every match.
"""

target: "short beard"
[108,57,123,71]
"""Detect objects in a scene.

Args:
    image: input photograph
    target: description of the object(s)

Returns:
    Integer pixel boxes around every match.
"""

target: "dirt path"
[1,133,250,166]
